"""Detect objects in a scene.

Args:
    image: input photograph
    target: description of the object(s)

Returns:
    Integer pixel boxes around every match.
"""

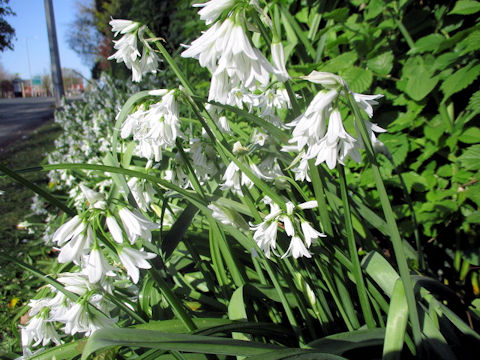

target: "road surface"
[0,97,56,148]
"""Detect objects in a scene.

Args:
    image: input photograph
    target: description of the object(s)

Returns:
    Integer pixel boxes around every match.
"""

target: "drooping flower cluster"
[121,89,182,161]
[21,272,116,349]
[181,0,289,106]
[283,71,385,181]
[250,197,326,259]
[108,19,160,82]
[52,184,159,284]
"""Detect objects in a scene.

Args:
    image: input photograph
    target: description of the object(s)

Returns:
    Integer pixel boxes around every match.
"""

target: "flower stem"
[150,270,197,331]
[308,160,333,237]
[338,165,376,328]
[346,91,423,350]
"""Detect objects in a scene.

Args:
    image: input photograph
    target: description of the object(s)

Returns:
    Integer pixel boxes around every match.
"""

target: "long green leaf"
[81,328,283,360]
[22,163,208,210]
[0,163,75,216]
[28,340,86,360]
[383,280,408,360]
[229,286,251,343]
[247,349,348,360]
[161,203,199,260]
[135,318,231,333]
[308,328,385,354]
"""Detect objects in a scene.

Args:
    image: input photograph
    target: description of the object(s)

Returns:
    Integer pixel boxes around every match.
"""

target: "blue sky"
[0,0,92,79]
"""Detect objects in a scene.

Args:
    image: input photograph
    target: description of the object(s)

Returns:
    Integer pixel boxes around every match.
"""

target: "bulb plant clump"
[4,1,479,359]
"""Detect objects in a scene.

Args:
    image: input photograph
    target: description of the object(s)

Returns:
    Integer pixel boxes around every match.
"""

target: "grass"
[0,120,63,356]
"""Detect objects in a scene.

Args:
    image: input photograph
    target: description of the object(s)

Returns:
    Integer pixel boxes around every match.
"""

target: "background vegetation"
[1,0,479,359]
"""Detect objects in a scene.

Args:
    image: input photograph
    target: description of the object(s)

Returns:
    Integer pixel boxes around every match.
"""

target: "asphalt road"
[0,97,57,148]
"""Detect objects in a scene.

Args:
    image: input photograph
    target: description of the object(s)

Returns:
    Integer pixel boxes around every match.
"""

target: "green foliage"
[0,0,15,51]
[0,121,62,354]
[3,1,480,359]
[299,0,480,299]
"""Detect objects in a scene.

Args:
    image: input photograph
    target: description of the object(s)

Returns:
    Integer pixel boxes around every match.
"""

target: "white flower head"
[118,247,157,283]
[85,247,117,283]
[182,18,275,103]
[57,224,93,265]
[106,215,124,244]
[79,184,107,210]
[251,220,279,259]
[108,19,160,82]
[118,207,159,244]
[300,221,326,247]
[250,198,322,259]
[307,108,361,169]
[282,236,312,259]
[109,19,140,36]
[194,0,235,25]
[271,42,290,82]
[121,90,181,161]
[353,93,383,118]
[301,71,347,89]
[52,215,84,246]
[283,89,338,154]
[59,301,114,336]
[21,313,61,348]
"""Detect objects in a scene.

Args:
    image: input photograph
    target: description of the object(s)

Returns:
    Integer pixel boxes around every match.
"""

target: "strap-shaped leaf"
[81,328,283,360]
[161,203,199,260]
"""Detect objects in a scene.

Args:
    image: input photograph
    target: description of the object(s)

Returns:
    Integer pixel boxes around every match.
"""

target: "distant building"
[1,74,84,98]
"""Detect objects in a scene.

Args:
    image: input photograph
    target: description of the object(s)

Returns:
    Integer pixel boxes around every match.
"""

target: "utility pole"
[44,0,64,107]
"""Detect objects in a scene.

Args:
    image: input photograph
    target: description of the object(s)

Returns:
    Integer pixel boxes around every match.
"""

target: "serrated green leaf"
[459,30,480,54]
[441,63,480,100]
[459,127,480,144]
[433,52,459,71]
[467,90,480,112]
[406,71,439,102]
[452,169,474,183]
[458,144,480,170]
[437,164,453,177]
[340,67,373,93]
[424,116,448,145]
[398,56,439,101]
[364,0,384,20]
[402,172,428,192]
[319,52,358,72]
[466,211,480,223]
[323,7,349,22]
[378,133,409,165]
[448,0,480,15]
[464,183,480,207]
[367,52,394,75]
[409,34,446,54]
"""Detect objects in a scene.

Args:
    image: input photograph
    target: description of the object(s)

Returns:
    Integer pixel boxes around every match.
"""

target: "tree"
[66,0,102,66]
[67,0,198,79]
[0,0,15,51]
[62,68,83,91]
